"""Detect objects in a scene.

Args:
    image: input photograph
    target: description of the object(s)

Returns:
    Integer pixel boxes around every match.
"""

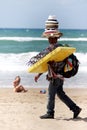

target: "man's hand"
[34,73,42,82]
[34,75,39,82]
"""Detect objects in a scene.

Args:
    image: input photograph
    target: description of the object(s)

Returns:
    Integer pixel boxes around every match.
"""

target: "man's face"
[48,37,58,44]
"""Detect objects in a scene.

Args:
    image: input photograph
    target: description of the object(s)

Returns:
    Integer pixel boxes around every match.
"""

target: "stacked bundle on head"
[45,15,59,30]
[42,15,63,38]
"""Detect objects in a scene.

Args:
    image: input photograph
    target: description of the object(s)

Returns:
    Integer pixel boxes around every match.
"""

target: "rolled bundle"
[45,15,59,30]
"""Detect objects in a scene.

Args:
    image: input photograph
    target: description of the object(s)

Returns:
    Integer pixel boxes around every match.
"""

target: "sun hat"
[42,30,63,38]
[42,15,63,38]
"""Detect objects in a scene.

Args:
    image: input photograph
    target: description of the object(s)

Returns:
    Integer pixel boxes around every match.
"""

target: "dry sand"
[0,88,87,130]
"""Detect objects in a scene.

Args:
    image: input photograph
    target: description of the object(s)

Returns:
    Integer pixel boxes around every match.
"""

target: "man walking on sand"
[34,15,82,119]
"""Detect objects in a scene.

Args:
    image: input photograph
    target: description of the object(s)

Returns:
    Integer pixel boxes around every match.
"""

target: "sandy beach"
[0,88,87,130]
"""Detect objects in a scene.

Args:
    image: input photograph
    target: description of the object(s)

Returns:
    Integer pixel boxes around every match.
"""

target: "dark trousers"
[47,78,78,114]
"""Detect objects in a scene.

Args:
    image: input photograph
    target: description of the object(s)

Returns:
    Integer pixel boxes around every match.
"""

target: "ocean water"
[0,28,87,88]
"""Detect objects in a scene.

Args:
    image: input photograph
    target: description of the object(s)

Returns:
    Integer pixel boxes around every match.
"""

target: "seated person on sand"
[13,76,28,92]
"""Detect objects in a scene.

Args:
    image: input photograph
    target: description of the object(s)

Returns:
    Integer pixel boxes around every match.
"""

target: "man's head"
[48,37,58,44]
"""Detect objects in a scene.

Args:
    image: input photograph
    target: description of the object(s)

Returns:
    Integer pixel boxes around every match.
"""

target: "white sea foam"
[0,52,86,72]
[0,52,38,71]
[0,52,86,88]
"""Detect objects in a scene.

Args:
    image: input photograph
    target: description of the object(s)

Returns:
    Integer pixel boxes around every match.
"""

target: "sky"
[0,0,87,29]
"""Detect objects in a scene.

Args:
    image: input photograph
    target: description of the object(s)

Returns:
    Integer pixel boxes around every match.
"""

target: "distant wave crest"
[60,37,87,41]
[0,37,87,42]
[0,37,45,42]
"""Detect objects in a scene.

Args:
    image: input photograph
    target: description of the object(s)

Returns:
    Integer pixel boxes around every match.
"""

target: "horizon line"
[0,28,87,30]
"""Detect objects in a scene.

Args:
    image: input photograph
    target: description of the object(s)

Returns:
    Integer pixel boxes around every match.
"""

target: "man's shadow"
[56,117,87,122]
